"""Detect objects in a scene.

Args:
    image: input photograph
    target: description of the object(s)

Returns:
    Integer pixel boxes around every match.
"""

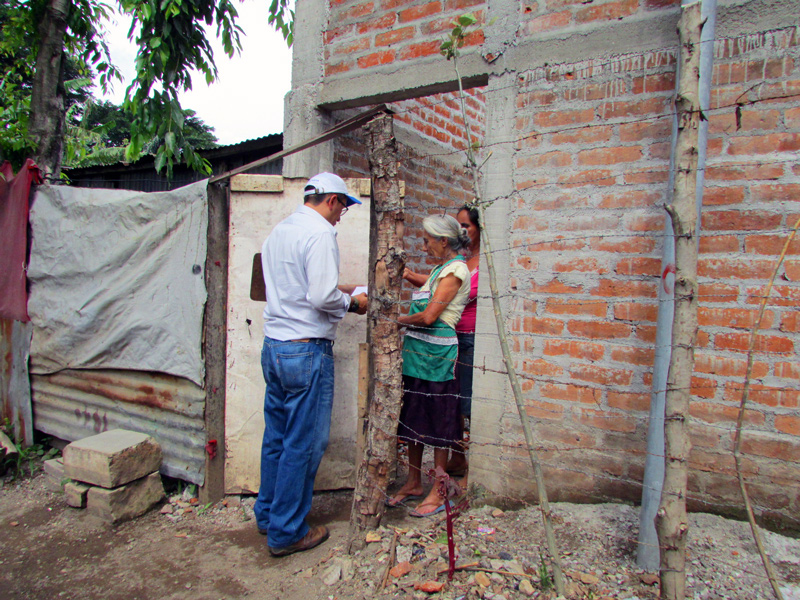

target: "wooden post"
[656,3,702,599]
[199,181,229,503]
[348,112,405,548]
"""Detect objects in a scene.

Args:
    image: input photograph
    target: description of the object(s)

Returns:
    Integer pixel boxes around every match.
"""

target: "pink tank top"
[456,268,479,333]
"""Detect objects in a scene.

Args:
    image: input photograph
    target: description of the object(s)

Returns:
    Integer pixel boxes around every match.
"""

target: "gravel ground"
[1,466,799,600]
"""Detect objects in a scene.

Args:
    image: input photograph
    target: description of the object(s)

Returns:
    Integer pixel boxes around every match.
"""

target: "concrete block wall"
[311,0,800,529]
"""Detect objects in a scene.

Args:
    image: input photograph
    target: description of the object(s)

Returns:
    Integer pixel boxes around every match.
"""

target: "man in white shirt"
[255,172,368,557]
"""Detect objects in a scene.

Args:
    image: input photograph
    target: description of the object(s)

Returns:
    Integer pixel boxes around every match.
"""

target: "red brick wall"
[321,0,800,528]
[324,0,485,79]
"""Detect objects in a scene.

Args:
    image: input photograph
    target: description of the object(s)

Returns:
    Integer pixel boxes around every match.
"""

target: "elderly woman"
[389,214,472,516]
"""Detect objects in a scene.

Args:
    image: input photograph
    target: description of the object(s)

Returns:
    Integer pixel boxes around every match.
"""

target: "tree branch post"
[656,4,702,599]
[348,112,405,550]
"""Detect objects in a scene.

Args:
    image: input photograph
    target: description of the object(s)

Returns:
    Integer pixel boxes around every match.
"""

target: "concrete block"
[63,429,162,488]
[64,481,91,508]
[43,457,66,492]
[86,472,165,524]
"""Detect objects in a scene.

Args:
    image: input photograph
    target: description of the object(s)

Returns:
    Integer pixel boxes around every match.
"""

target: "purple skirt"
[397,375,463,449]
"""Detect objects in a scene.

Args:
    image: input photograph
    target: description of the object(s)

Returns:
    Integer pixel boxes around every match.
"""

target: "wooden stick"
[731,216,799,600]
[437,564,533,579]
[380,530,399,590]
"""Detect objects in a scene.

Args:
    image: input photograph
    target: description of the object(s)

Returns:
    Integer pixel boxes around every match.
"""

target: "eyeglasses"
[335,195,348,215]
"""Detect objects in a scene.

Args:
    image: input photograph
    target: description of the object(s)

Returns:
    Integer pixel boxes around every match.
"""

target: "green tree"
[0,0,248,179]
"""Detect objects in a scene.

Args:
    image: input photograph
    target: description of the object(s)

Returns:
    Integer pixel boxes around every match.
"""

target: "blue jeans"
[457,332,475,419]
[254,336,334,548]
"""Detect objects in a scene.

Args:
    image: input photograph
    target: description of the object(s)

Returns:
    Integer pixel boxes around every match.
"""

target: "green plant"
[0,419,59,480]
[538,554,553,590]
[196,501,213,516]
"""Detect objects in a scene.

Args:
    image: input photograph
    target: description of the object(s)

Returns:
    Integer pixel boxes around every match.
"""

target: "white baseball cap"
[304,172,362,207]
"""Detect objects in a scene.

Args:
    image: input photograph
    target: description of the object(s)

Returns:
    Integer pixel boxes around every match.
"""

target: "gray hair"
[422,214,471,252]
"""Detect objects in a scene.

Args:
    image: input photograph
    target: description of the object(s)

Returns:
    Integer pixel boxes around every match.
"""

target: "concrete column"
[282,0,334,178]
[470,70,518,495]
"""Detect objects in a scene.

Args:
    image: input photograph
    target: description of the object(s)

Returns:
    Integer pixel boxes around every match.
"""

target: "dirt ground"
[2,467,800,600]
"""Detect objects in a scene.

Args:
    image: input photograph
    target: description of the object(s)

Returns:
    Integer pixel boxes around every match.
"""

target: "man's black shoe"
[269,525,329,557]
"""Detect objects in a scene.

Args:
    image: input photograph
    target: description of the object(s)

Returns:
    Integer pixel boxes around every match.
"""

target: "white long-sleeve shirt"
[261,204,351,341]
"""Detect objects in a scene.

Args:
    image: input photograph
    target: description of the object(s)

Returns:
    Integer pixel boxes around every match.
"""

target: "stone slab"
[43,457,66,492]
[86,471,164,524]
[64,481,90,508]
[63,429,162,489]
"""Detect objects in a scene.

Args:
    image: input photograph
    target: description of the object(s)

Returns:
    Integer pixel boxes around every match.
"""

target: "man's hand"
[352,292,368,315]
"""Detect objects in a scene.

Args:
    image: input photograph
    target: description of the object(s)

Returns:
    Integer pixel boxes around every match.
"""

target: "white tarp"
[27,180,209,386]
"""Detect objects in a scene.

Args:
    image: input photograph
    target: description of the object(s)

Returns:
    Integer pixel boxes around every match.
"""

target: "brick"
[619,119,671,142]
[775,362,800,379]
[543,339,605,361]
[567,320,632,340]
[616,257,661,276]
[782,312,800,333]
[336,1,375,20]
[608,391,650,412]
[559,169,616,187]
[698,259,777,280]
[554,256,608,274]
[746,284,800,308]
[610,345,655,366]
[545,298,607,317]
[525,400,565,420]
[624,168,669,184]
[64,481,91,508]
[723,383,799,409]
[534,109,595,128]
[526,10,571,34]
[575,408,637,433]
[706,164,784,181]
[699,235,739,253]
[598,190,661,209]
[750,183,800,203]
[86,471,165,524]
[744,234,800,255]
[576,0,637,23]
[694,353,769,378]
[591,235,656,253]
[559,214,619,231]
[698,307,771,330]
[714,332,794,354]
[521,358,563,378]
[701,210,782,231]
[521,316,564,335]
[689,401,765,426]
[357,50,396,68]
[740,433,800,462]
[698,283,739,303]
[691,376,717,399]
[727,133,800,156]
[44,457,66,493]
[776,415,800,436]
[398,1,442,22]
[524,236,585,251]
[63,430,163,489]
[590,279,657,298]
[375,26,415,46]
[356,12,397,33]
[785,260,800,281]
[636,324,658,344]
[624,214,664,234]
[577,146,642,166]
[703,186,745,206]
[325,61,353,76]
[643,0,680,7]
[530,279,583,295]
[613,302,658,323]
[551,125,612,146]
[517,151,572,169]
[540,382,602,404]
[632,72,676,94]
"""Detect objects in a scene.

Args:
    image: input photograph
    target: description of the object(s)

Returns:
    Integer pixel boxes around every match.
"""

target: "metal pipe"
[637,0,717,572]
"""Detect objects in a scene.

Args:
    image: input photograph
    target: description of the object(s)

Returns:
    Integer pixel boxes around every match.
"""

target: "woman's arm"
[398,273,463,327]
[403,267,427,288]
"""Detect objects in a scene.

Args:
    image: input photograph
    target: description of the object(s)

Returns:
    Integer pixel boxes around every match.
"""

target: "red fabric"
[0,160,42,321]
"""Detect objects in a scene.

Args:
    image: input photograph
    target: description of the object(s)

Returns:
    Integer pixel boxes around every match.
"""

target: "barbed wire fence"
[345,17,799,599]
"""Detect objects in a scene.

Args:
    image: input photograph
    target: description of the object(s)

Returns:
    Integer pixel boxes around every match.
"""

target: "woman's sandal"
[385,492,423,508]
[409,500,454,518]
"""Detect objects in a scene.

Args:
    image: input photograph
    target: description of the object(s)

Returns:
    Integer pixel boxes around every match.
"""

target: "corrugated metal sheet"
[31,369,207,485]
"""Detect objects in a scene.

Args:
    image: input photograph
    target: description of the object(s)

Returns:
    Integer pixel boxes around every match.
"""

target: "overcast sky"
[99,2,293,146]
